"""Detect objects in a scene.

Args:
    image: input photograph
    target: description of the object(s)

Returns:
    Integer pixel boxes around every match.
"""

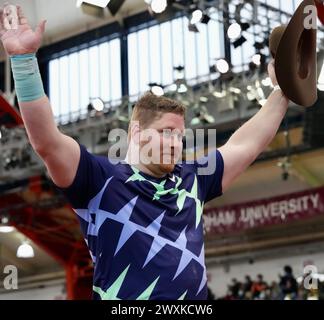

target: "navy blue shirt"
[58,144,224,300]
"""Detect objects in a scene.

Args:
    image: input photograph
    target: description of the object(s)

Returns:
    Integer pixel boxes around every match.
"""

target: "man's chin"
[158,163,175,174]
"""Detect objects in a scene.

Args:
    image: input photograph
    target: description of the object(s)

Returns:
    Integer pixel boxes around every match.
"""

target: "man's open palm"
[0,4,46,56]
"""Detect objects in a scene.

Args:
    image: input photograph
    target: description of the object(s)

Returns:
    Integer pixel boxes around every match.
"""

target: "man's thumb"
[35,20,47,37]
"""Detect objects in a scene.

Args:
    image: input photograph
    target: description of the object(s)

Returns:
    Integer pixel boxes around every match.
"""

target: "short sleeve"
[195,149,224,202]
[56,143,112,209]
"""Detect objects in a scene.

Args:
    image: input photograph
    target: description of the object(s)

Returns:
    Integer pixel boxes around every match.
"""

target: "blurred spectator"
[279,266,298,300]
[251,274,267,299]
[269,281,280,300]
[243,275,253,294]
[230,278,241,299]
[219,264,324,300]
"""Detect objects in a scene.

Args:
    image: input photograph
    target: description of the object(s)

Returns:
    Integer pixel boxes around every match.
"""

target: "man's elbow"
[33,139,61,162]
[33,143,51,160]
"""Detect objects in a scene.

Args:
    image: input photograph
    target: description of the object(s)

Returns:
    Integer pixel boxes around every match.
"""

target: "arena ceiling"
[0,0,146,60]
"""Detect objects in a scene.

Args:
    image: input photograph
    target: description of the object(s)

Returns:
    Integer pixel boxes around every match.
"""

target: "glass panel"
[110,39,122,103]
[49,59,60,119]
[89,45,100,100]
[99,42,110,102]
[79,48,90,117]
[59,55,69,122]
[69,52,80,121]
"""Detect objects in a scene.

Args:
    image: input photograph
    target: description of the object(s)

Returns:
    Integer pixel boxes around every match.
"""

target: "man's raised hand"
[0,3,46,56]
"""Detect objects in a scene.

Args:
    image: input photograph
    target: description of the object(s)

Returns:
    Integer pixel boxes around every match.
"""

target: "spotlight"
[151,0,167,14]
[0,216,15,233]
[252,54,261,66]
[76,0,110,8]
[251,53,266,71]
[259,99,267,106]
[227,23,241,40]
[262,77,272,87]
[174,65,185,80]
[91,98,105,112]
[77,1,105,18]
[147,0,178,23]
[215,59,229,74]
[191,105,215,126]
[17,241,35,258]
[149,83,165,96]
[212,90,226,98]
[200,96,208,103]
[190,9,203,25]
[177,83,188,93]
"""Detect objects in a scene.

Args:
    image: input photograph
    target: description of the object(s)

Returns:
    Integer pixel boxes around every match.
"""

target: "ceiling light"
[151,0,167,14]
[151,85,164,96]
[229,87,241,94]
[200,96,208,103]
[0,216,15,233]
[178,84,188,93]
[17,242,35,259]
[92,98,105,112]
[252,54,261,66]
[259,99,267,106]
[0,226,15,233]
[212,90,226,98]
[215,59,229,74]
[174,65,185,80]
[262,77,272,87]
[76,0,110,8]
[190,9,203,25]
[203,114,215,124]
[227,23,241,40]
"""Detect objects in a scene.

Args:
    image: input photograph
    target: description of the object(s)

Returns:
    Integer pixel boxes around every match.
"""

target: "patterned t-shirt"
[58,144,224,300]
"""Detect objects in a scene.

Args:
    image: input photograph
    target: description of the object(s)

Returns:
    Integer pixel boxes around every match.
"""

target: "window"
[49,38,122,123]
[127,13,224,98]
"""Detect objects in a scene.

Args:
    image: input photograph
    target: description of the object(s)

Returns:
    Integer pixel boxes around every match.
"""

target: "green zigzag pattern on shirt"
[136,276,160,300]
[93,265,160,300]
[178,290,188,300]
[93,264,130,300]
[127,166,204,228]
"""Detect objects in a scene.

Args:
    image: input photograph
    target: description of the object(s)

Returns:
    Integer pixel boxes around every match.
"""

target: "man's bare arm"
[20,97,80,188]
[219,62,289,192]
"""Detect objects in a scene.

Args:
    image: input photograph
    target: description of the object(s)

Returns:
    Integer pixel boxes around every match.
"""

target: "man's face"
[138,112,185,175]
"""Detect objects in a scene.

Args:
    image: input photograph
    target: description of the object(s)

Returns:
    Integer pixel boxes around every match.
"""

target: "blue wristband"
[10,53,45,102]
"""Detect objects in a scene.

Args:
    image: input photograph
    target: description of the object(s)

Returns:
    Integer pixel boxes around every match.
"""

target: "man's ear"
[130,120,141,145]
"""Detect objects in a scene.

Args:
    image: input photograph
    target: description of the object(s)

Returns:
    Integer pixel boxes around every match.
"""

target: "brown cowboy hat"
[269,0,317,107]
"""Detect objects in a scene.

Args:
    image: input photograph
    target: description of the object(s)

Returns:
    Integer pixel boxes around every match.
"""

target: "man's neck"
[125,151,166,179]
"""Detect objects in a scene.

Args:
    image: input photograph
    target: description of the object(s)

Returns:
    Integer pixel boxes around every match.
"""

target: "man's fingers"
[17,5,28,25]
[35,20,46,38]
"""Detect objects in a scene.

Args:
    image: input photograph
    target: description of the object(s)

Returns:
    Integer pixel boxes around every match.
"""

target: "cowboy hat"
[269,0,317,107]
